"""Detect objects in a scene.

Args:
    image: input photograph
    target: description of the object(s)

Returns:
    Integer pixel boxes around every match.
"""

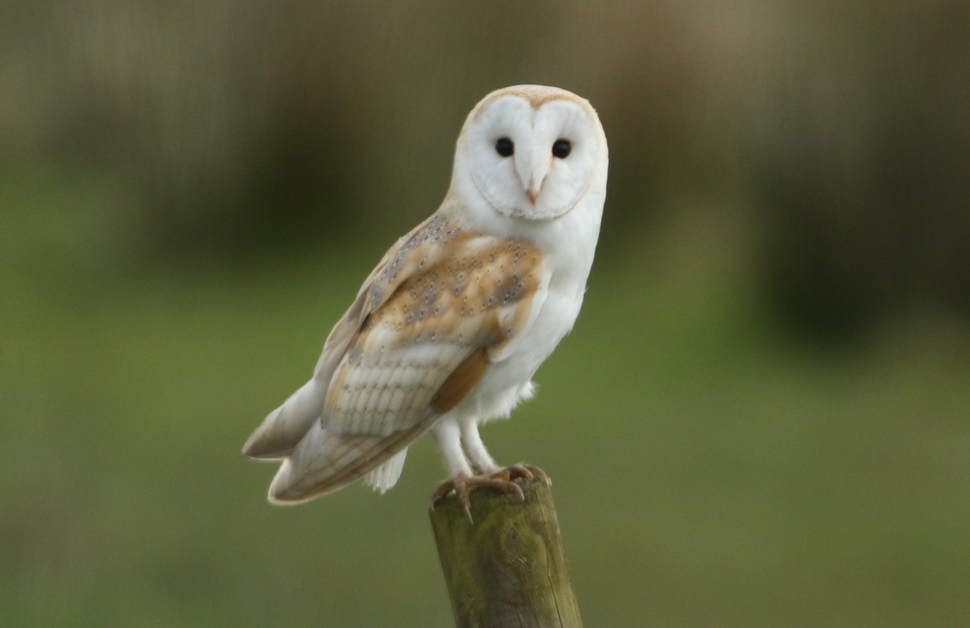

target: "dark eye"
[552,139,572,159]
[495,137,514,157]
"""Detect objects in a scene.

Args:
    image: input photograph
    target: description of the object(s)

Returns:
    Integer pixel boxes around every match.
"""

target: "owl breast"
[454,236,589,425]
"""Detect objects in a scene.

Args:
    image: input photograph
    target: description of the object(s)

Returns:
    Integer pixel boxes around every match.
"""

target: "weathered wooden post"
[429,475,582,627]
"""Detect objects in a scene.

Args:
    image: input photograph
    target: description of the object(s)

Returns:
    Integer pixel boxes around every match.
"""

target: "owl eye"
[495,137,514,158]
[552,139,572,159]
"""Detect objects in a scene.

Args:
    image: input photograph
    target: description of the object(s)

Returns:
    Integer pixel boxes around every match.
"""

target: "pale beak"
[516,146,546,206]
[526,172,545,205]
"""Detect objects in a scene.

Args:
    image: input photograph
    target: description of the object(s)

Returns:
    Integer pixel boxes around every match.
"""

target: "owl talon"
[430,474,476,521]
[431,464,549,522]
[500,463,549,484]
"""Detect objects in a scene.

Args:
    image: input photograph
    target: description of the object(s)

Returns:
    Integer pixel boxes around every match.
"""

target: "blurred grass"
[3,166,970,627]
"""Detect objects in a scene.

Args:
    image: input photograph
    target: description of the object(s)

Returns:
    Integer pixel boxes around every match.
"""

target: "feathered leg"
[431,419,547,522]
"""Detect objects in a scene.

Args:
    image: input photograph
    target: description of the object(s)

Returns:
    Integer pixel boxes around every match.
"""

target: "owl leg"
[459,420,548,485]
[459,420,499,475]
[431,419,474,478]
[432,421,548,521]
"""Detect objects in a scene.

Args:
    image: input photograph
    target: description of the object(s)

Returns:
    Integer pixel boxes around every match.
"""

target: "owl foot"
[431,464,549,522]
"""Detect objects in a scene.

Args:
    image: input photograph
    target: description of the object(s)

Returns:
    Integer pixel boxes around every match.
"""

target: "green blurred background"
[3,2,969,626]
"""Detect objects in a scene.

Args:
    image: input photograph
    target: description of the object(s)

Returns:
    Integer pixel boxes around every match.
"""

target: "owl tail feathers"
[268,454,345,506]
[266,423,409,505]
[242,379,326,460]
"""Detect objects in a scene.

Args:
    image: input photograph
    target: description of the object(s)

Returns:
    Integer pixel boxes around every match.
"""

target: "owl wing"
[245,213,546,504]
[241,215,442,461]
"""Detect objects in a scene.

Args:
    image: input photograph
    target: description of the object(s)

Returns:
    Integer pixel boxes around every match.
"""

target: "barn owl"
[243,85,608,516]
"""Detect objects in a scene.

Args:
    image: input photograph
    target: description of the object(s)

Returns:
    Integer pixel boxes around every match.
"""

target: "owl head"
[450,85,608,223]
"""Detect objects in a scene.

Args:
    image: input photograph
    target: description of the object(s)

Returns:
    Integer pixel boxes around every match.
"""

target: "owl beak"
[526,172,545,205]
[517,149,546,205]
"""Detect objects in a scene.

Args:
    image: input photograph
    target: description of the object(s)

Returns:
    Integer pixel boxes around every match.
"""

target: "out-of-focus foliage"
[746,2,970,337]
[4,2,966,332]
[2,2,969,626]
[5,2,701,260]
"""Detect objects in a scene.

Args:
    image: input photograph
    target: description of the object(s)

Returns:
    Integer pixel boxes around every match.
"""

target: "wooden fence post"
[429,475,583,627]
